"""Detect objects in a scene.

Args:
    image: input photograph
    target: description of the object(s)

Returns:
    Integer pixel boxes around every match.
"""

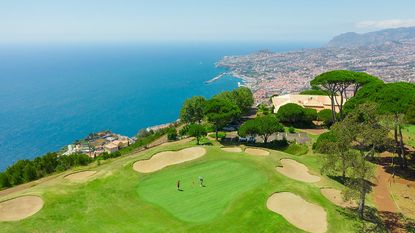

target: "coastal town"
[62,131,136,157]
[217,39,415,102]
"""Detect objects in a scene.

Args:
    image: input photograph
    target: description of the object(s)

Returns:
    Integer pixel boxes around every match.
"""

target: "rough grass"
[402,124,415,148]
[283,143,309,156]
[0,141,365,233]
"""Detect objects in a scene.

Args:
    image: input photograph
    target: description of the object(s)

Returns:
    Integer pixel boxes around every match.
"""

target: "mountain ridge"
[326,26,415,48]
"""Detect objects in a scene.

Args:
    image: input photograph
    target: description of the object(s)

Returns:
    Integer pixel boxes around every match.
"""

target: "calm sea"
[0,42,320,171]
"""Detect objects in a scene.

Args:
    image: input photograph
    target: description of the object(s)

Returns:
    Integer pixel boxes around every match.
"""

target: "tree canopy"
[310,70,382,121]
[204,98,240,140]
[276,103,317,127]
[187,124,207,145]
[214,87,254,114]
[238,114,284,143]
[179,96,206,123]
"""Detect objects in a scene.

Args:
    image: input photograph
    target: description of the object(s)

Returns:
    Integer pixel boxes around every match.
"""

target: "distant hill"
[326,26,415,48]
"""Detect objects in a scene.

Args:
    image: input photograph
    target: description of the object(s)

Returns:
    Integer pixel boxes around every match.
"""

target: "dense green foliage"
[256,103,271,116]
[167,127,178,141]
[0,153,92,188]
[214,87,254,114]
[180,96,206,123]
[0,127,173,189]
[318,109,336,127]
[313,131,336,152]
[300,89,329,95]
[276,103,317,127]
[204,98,240,140]
[311,70,382,121]
[187,124,207,144]
[406,103,415,124]
[344,82,415,168]
[238,115,284,143]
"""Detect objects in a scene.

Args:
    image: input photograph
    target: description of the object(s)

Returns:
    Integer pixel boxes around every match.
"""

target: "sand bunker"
[320,188,357,208]
[267,192,327,233]
[133,147,206,173]
[276,159,321,183]
[221,147,242,153]
[245,148,269,156]
[65,171,97,181]
[0,196,44,221]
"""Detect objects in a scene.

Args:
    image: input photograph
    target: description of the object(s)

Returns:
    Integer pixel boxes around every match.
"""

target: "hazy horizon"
[1,0,415,44]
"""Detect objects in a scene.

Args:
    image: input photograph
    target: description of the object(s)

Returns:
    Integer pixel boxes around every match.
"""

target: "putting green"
[137,160,267,222]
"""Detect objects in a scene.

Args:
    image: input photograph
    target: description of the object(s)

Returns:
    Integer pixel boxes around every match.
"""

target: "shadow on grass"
[337,205,415,233]
[371,153,415,181]
[327,175,376,187]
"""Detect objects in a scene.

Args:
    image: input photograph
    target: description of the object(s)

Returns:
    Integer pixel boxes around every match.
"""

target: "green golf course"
[0,139,365,232]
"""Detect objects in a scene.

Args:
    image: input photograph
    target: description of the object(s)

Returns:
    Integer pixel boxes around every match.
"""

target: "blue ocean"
[0,42,319,171]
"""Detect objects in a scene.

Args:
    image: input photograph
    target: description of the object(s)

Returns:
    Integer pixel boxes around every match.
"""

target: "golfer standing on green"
[198,176,204,187]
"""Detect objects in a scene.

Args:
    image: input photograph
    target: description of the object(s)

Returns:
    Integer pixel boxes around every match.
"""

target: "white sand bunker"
[221,147,242,153]
[245,148,270,156]
[65,171,97,181]
[267,192,327,233]
[133,147,206,173]
[276,159,321,183]
[0,196,44,221]
[321,188,357,208]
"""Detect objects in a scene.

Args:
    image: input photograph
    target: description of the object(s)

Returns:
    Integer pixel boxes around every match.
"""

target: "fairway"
[137,160,267,222]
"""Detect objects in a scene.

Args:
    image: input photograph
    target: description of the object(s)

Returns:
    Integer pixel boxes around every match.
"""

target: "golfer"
[177,180,181,191]
[198,176,204,187]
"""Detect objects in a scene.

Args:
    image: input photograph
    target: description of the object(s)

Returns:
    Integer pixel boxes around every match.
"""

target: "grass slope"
[0,141,363,232]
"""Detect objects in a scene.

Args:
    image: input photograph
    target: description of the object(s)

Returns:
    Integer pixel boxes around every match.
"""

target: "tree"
[321,103,389,218]
[276,103,306,124]
[342,104,389,218]
[347,82,415,168]
[239,115,284,144]
[22,163,37,182]
[187,124,207,145]
[167,127,178,141]
[276,103,315,126]
[318,109,336,127]
[319,123,355,181]
[238,120,259,139]
[204,98,240,140]
[214,87,254,114]
[257,104,271,116]
[406,102,415,124]
[304,108,318,123]
[311,70,381,122]
[0,173,10,188]
[180,96,206,123]
[231,87,254,113]
[256,115,284,143]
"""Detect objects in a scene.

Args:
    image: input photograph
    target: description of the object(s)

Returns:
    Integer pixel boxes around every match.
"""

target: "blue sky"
[1,0,415,43]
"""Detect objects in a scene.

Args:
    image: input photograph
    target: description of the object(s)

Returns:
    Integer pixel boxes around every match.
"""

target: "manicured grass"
[0,140,366,232]
[137,160,267,222]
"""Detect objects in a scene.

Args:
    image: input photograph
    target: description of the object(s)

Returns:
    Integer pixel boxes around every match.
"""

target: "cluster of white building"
[63,131,135,157]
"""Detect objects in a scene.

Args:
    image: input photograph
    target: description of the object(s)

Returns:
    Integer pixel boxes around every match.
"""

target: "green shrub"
[167,127,178,141]
[318,109,336,127]
[313,131,336,152]
[283,143,308,156]
[288,126,295,133]
[208,132,226,139]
